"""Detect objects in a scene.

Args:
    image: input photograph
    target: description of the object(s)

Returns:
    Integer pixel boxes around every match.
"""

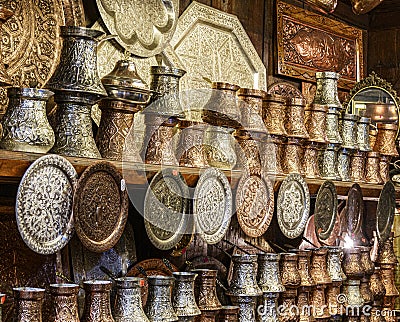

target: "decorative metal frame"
[276,0,364,89]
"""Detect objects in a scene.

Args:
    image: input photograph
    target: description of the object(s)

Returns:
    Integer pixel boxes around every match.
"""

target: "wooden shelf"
[0,150,397,199]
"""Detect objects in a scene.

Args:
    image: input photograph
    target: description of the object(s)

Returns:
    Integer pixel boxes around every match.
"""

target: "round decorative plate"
[277,173,310,239]
[96,0,179,58]
[376,181,396,242]
[314,180,338,242]
[345,183,364,236]
[194,167,232,244]
[73,161,129,253]
[144,169,190,250]
[16,155,78,255]
[235,173,274,238]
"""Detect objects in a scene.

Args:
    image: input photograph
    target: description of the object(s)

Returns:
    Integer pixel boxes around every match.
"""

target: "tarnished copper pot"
[377,235,398,265]
[50,284,80,322]
[369,267,386,301]
[218,306,239,322]
[230,296,257,322]
[238,88,267,134]
[326,282,344,316]
[302,141,324,179]
[262,94,287,136]
[113,277,149,322]
[172,272,201,319]
[257,253,286,293]
[357,246,375,277]
[280,253,301,288]
[350,151,366,183]
[192,269,222,311]
[365,152,383,184]
[319,144,341,181]
[326,107,343,144]
[360,276,374,304]
[297,287,313,322]
[261,134,284,175]
[312,72,342,110]
[325,246,346,282]
[343,248,364,280]
[304,104,328,143]
[357,117,372,152]
[257,292,279,322]
[341,114,359,150]
[227,254,262,297]
[310,248,332,285]
[285,97,309,139]
[379,155,391,183]
[342,279,364,307]
[81,281,115,322]
[279,289,300,322]
[13,287,45,322]
[282,137,303,174]
[338,148,352,181]
[373,124,399,157]
[289,249,314,287]
[0,88,55,153]
[379,264,399,297]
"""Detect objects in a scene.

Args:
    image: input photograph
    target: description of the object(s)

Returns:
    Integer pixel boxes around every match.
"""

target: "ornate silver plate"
[170,1,266,91]
[16,155,77,255]
[236,173,274,238]
[376,181,396,242]
[144,169,190,250]
[193,167,232,244]
[96,0,179,58]
[314,180,338,242]
[277,173,310,239]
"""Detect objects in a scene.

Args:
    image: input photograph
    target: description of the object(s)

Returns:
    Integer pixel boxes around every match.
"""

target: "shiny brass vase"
[235,130,263,175]
[312,72,342,110]
[261,134,284,175]
[262,94,287,136]
[320,144,341,181]
[379,155,391,183]
[192,269,222,311]
[237,88,266,134]
[0,88,55,153]
[341,114,359,150]
[113,277,149,322]
[284,97,309,139]
[172,272,201,320]
[218,306,239,322]
[230,296,258,322]
[369,267,386,302]
[310,248,332,285]
[302,141,324,179]
[257,253,285,293]
[46,26,107,158]
[326,107,343,144]
[280,253,301,288]
[343,248,364,280]
[13,287,45,322]
[373,124,399,157]
[257,292,279,322]
[282,138,304,174]
[81,281,115,322]
[203,125,236,169]
[50,284,80,322]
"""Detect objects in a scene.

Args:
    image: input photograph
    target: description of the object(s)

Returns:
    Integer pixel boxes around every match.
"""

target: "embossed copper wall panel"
[277,0,364,89]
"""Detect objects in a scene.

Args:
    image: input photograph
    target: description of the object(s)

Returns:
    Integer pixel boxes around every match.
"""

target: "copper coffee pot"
[81,281,115,322]
[289,249,314,287]
[369,267,386,302]
[50,284,80,322]
[172,272,201,320]
[309,248,332,285]
[192,269,222,311]
[217,306,239,322]
[257,253,286,293]
[13,287,45,322]
[280,253,301,288]
[343,247,364,280]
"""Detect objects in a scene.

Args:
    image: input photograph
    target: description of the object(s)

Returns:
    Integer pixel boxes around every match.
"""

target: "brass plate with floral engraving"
[96,0,179,58]
[194,168,232,244]
[144,169,191,250]
[376,181,396,242]
[236,173,274,238]
[277,173,310,239]
[16,155,77,255]
[276,0,364,89]
[314,180,338,242]
[73,161,129,253]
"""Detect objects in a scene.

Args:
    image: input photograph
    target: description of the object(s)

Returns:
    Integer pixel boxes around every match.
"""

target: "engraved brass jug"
[297,287,313,322]
[192,269,222,311]
[257,292,279,322]
[342,279,364,307]
[302,141,323,179]
[257,253,286,293]
[311,284,330,319]
[377,235,398,265]
[310,248,332,285]
[326,282,344,316]
[373,124,399,157]
[365,152,383,184]
[285,97,309,139]
[360,276,374,304]
[325,246,346,282]
[13,287,45,322]
[113,277,149,322]
[379,155,391,183]
[341,114,359,150]
[50,284,80,322]
[195,310,219,322]
[343,248,364,280]
[238,88,266,134]
[326,107,343,144]
[280,253,301,288]
[279,289,300,322]
[282,137,303,174]
[369,267,386,302]
[350,151,366,183]
[262,94,287,136]
[230,295,258,322]
[289,249,314,287]
[357,117,372,152]
[320,144,341,181]
[379,264,399,297]
[338,148,352,181]
[312,72,342,110]
[358,246,375,277]
[82,281,115,322]
[304,104,328,144]
[172,272,201,319]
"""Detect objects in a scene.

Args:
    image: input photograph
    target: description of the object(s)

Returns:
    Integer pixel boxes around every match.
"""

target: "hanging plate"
[376,181,396,242]
[194,167,232,244]
[345,183,364,236]
[16,155,78,255]
[236,173,274,238]
[277,173,310,239]
[144,169,190,250]
[314,180,338,242]
[73,161,129,253]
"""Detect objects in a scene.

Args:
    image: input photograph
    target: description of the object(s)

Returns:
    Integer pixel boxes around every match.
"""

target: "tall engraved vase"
[46,26,107,158]
[172,272,201,320]
[81,281,115,322]
[13,287,45,322]
[50,284,80,322]
[312,72,342,110]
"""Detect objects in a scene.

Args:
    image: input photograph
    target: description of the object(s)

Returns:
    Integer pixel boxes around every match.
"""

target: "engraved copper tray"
[16,155,77,255]
[276,0,364,89]
[345,183,364,237]
[144,169,191,250]
[267,81,304,99]
[236,173,274,238]
[376,181,396,242]
[73,161,129,253]
[314,180,338,242]
[277,173,310,239]
[194,168,232,244]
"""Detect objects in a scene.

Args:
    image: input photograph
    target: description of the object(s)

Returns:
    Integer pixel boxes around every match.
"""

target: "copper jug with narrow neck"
[280,253,301,288]
[13,287,45,322]
[309,248,332,285]
[82,280,115,322]
[192,269,222,311]
[289,249,314,287]
[50,284,80,322]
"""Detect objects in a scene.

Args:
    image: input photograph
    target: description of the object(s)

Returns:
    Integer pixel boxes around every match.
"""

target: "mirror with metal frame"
[344,72,400,137]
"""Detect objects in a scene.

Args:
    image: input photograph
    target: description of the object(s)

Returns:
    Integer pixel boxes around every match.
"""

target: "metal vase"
[326,107,343,144]
[304,104,328,144]
[195,310,219,322]
[82,281,115,322]
[302,141,324,179]
[145,276,178,322]
[357,117,372,152]
[230,296,257,322]
[369,267,386,302]
[13,287,45,322]
[310,284,330,319]
[236,88,266,134]
[261,134,284,175]
[282,137,303,174]
[319,143,341,181]
[192,269,222,311]
[312,71,342,110]
[280,253,301,288]
[257,292,279,322]
[343,248,364,280]
[373,124,399,157]
[50,284,80,322]
[326,282,344,316]
[257,253,285,293]
[350,151,366,183]
[343,279,364,307]
[297,287,313,322]
[325,246,346,282]
[218,306,239,322]
[379,264,399,297]
[338,148,353,181]
[227,254,262,297]
[360,276,374,304]
[310,248,332,285]
[379,155,391,183]
[358,246,375,277]
[0,88,55,153]
[289,249,314,288]
[284,97,309,139]
[341,114,359,150]
[377,235,398,265]
[0,7,13,86]
[262,94,287,136]
[279,289,300,322]
[172,272,201,319]
[113,277,149,322]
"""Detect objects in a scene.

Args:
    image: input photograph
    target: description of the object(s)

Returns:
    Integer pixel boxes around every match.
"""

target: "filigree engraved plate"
[345,183,364,235]
[144,169,190,250]
[170,1,266,90]
[277,173,310,239]
[96,0,179,58]
[236,174,274,238]
[16,155,77,255]
[314,180,338,242]
[194,167,232,244]
[376,181,396,242]
[73,161,129,253]
[267,81,304,99]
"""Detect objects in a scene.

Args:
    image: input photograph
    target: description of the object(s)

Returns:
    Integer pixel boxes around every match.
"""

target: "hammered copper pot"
[262,93,287,136]
[365,152,383,184]
[289,249,314,287]
[172,272,201,319]
[312,72,342,110]
[192,269,222,311]
[309,248,332,285]
[369,267,386,301]
[218,306,239,322]
[13,287,45,322]
[297,287,313,322]
[257,292,279,322]
[230,296,257,322]
[50,284,80,322]
[285,97,309,139]
[304,104,328,144]
[82,280,115,322]
[257,253,286,293]
[280,253,301,288]
[302,141,324,179]
[343,248,364,280]
[235,130,263,176]
[373,124,399,157]
[113,277,149,322]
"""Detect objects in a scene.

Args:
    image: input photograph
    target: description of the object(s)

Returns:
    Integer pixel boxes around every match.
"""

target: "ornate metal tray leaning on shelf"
[376,181,396,242]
